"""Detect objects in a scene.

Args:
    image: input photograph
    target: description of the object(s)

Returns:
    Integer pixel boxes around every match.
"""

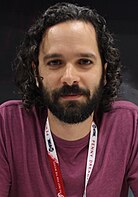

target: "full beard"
[41,78,104,124]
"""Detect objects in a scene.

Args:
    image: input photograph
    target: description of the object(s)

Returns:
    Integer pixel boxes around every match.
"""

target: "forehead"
[47,20,96,35]
[41,21,97,46]
[39,21,100,58]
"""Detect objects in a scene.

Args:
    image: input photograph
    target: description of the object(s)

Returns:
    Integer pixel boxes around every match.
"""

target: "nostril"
[62,80,78,86]
[73,81,78,84]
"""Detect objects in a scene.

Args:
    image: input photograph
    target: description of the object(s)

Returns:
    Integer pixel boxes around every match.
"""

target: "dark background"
[0,0,138,105]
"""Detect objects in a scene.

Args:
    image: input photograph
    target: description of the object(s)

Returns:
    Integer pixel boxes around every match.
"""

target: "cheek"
[42,73,60,90]
[83,70,102,87]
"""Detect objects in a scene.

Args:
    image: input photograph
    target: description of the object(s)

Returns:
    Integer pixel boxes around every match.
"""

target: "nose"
[60,63,80,86]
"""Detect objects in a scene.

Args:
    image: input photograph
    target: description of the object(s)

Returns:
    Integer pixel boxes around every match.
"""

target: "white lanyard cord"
[44,118,98,197]
[83,123,97,197]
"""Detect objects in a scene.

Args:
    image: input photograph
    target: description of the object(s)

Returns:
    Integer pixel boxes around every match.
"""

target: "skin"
[37,20,107,141]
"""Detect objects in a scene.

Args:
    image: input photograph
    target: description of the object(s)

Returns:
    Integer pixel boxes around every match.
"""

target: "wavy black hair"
[14,2,123,111]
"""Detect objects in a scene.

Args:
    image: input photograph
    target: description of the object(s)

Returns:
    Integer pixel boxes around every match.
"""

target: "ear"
[103,63,107,85]
[32,62,37,76]
[32,62,39,87]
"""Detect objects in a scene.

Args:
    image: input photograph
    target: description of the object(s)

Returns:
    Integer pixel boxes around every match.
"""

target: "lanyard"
[44,118,98,197]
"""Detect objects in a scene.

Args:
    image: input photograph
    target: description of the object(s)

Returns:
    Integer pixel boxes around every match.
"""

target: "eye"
[47,59,63,67]
[78,59,93,65]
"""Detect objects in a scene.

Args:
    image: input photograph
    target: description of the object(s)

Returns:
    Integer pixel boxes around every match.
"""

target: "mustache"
[52,84,90,99]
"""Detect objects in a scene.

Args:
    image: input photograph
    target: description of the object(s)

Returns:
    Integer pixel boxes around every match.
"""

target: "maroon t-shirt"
[0,100,138,197]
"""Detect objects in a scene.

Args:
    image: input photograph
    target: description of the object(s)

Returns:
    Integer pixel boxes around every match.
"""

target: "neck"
[48,110,94,141]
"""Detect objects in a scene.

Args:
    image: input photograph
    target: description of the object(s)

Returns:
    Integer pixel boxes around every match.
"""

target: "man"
[0,2,137,197]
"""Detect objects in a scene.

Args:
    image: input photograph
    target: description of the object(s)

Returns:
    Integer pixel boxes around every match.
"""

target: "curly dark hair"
[14,2,123,111]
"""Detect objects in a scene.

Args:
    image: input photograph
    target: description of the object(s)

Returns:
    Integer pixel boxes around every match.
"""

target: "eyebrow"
[43,54,63,62]
[43,52,96,61]
[78,53,96,60]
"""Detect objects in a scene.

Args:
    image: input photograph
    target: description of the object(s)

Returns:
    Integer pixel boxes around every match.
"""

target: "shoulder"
[110,100,138,120]
[103,100,138,130]
[0,100,24,116]
[102,100,138,127]
[0,100,36,120]
[0,100,47,125]
[111,100,138,112]
[0,100,23,109]
[101,101,138,149]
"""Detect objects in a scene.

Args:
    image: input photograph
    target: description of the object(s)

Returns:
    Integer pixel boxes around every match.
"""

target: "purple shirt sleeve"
[0,112,11,196]
[127,116,138,196]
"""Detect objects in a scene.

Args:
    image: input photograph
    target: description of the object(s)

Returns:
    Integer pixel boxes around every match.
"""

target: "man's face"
[38,21,106,123]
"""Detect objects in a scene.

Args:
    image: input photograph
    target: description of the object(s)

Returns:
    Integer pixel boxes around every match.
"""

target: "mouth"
[61,93,82,100]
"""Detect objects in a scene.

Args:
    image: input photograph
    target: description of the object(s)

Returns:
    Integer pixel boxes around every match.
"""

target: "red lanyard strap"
[45,119,98,197]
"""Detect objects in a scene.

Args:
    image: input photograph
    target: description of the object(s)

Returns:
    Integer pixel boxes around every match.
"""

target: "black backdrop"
[0,0,138,104]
